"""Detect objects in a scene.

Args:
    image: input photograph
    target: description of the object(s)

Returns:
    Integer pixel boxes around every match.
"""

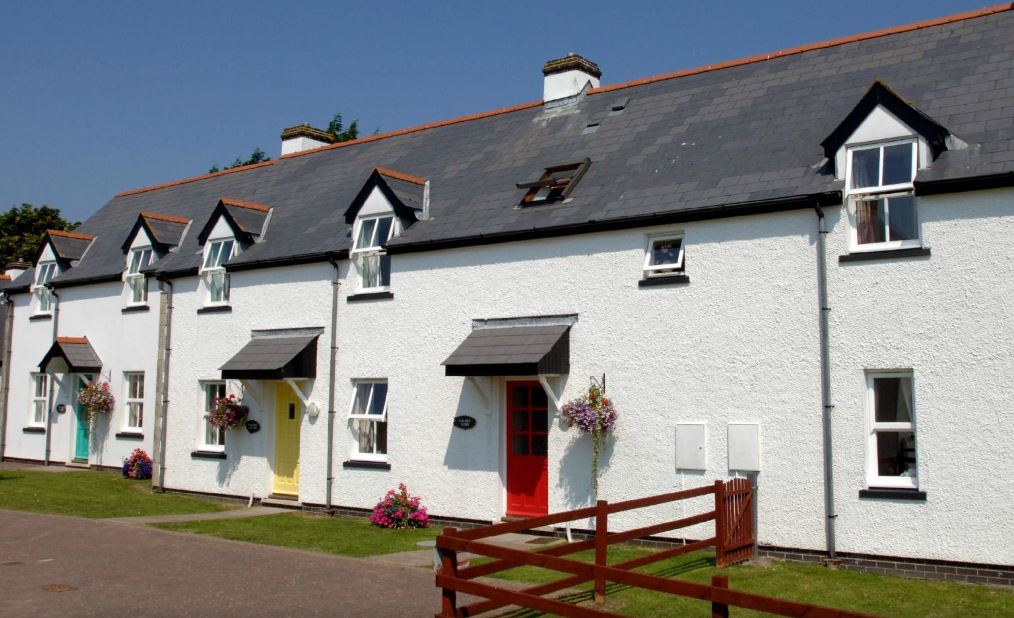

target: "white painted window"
[124,372,144,430]
[866,371,918,489]
[643,234,685,278]
[125,248,153,305]
[30,373,48,426]
[348,381,388,461]
[201,381,226,450]
[351,215,394,290]
[201,239,235,305]
[33,262,58,314]
[845,140,920,251]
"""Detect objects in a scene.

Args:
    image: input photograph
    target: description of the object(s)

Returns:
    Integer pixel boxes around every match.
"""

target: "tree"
[326,113,359,143]
[208,147,271,174]
[0,204,80,269]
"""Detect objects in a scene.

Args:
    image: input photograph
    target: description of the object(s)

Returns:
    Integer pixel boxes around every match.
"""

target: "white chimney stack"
[280,123,336,156]
[543,53,601,103]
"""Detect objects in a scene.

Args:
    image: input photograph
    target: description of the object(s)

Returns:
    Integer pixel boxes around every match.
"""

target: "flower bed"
[122,448,153,479]
[369,483,429,529]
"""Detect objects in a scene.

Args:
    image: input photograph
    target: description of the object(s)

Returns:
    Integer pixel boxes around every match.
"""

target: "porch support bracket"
[283,378,313,408]
[538,374,564,411]
[466,376,494,414]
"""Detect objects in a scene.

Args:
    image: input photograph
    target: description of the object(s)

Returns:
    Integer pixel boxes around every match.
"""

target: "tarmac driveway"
[0,509,440,617]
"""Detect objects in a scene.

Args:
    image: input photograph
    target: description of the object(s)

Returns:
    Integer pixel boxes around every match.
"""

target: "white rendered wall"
[162,262,334,501]
[825,188,1014,565]
[544,70,600,102]
[332,210,825,551]
[281,136,329,156]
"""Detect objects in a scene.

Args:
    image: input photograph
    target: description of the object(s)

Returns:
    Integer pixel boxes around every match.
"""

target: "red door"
[506,381,549,517]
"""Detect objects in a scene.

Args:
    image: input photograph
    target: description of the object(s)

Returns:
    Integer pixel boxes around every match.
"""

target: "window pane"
[35,375,47,397]
[361,253,380,288]
[531,387,548,408]
[512,386,529,407]
[887,196,918,242]
[356,219,376,249]
[532,409,548,432]
[128,251,143,274]
[370,383,388,416]
[851,148,880,189]
[353,384,371,416]
[374,217,393,246]
[531,434,548,456]
[34,401,46,424]
[650,238,683,267]
[208,271,229,303]
[882,143,914,186]
[876,431,917,477]
[204,243,221,269]
[376,421,388,455]
[512,435,529,455]
[855,199,886,244]
[358,419,376,453]
[512,410,529,431]
[379,254,391,287]
[130,275,147,303]
[874,377,913,423]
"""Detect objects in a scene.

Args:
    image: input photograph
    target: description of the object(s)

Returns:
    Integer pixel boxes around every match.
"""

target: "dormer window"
[352,215,394,290]
[125,248,153,306]
[201,239,235,305]
[846,140,919,250]
[33,262,57,314]
[517,159,591,206]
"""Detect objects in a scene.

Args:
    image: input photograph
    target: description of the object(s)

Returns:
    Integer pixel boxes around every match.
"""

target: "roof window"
[517,159,591,206]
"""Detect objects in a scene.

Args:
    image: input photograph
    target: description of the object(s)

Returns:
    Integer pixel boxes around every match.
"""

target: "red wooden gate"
[716,477,755,567]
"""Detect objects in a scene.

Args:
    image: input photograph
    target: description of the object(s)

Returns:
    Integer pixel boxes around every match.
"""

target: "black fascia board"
[820,81,951,162]
[343,170,421,225]
[445,362,541,377]
[225,250,348,273]
[50,273,124,289]
[915,171,1014,197]
[389,193,837,255]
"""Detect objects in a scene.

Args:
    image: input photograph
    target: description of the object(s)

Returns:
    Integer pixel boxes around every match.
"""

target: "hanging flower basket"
[77,381,115,421]
[560,380,617,492]
[208,393,249,429]
[122,448,153,479]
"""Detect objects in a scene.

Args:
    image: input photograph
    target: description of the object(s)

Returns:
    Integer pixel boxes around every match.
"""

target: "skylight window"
[517,159,591,206]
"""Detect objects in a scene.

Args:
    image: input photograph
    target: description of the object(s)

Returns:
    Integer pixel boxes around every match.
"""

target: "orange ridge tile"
[140,211,192,224]
[375,167,427,186]
[115,160,276,198]
[219,197,270,212]
[47,229,95,241]
[56,336,88,344]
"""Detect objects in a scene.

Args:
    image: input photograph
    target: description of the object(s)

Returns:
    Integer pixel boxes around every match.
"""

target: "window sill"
[29,314,53,322]
[347,291,394,303]
[839,247,930,263]
[342,460,391,470]
[116,431,144,439]
[638,274,690,287]
[191,450,227,459]
[23,426,46,434]
[121,305,150,314]
[197,305,232,314]
[859,488,926,501]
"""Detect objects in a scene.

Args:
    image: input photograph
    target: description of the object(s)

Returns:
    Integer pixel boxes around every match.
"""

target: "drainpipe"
[154,278,174,492]
[815,205,837,560]
[44,286,60,466]
[326,256,341,511]
[0,293,14,461]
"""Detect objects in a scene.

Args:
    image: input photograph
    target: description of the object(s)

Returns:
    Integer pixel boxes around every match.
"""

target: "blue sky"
[0,0,993,222]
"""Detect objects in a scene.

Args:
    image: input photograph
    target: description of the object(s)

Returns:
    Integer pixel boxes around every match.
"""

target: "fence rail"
[435,479,878,618]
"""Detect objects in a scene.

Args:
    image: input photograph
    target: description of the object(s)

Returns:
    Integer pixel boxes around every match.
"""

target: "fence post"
[438,527,459,618]
[595,499,608,605]
[711,575,729,618]
[714,480,727,568]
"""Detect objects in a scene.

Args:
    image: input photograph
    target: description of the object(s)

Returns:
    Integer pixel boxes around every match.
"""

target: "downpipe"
[815,205,837,559]
[326,257,341,511]
[155,278,174,492]
[0,293,14,461]
[44,286,60,466]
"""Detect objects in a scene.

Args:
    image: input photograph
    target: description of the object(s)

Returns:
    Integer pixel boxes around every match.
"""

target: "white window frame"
[865,370,918,490]
[351,215,395,292]
[642,233,685,278]
[348,380,389,462]
[125,248,153,306]
[29,373,48,426]
[845,139,921,252]
[200,381,227,451]
[201,239,235,306]
[32,262,58,314]
[123,372,145,432]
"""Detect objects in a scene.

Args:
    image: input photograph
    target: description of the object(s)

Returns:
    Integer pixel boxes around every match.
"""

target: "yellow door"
[273,383,301,495]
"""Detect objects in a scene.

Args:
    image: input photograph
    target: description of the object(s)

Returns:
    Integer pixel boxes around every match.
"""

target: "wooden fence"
[434,479,877,618]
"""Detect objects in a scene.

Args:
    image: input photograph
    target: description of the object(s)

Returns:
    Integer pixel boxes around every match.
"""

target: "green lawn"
[157,512,439,557]
[477,548,1014,618]
[0,469,232,518]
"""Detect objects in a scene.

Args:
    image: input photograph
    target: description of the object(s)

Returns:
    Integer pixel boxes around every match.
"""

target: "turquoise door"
[74,375,92,461]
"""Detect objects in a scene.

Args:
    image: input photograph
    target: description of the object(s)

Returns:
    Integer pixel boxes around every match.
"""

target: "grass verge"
[0,469,232,518]
[156,512,439,557]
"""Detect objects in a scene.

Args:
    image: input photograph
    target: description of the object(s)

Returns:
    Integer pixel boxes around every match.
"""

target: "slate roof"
[219,331,320,379]
[45,230,94,262]
[443,324,571,376]
[4,5,1014,292]
[39,337,103,373]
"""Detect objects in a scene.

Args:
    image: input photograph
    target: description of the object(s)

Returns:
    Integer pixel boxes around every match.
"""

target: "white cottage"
[2,5,1013,584]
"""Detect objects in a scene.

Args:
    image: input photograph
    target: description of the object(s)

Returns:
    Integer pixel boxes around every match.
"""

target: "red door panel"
[506,381,548,517]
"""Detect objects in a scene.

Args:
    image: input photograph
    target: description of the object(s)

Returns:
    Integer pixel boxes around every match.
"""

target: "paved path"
[103,505,288,526]
[0,509,445,617]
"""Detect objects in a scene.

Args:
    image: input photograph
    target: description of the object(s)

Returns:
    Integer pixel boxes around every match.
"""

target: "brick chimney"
[543,54,601,103]
[280,123,336,156]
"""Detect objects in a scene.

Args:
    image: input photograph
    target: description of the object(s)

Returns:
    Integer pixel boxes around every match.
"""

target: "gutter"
[50,272,123,290]
[0,293,13,461]
[226,250,350,273]
[154,278,174,491]
[387,193,842,255]
[914,170,1014,196]
[326,255,341,511]
[44,287,60,466]
[815,205,837,560]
